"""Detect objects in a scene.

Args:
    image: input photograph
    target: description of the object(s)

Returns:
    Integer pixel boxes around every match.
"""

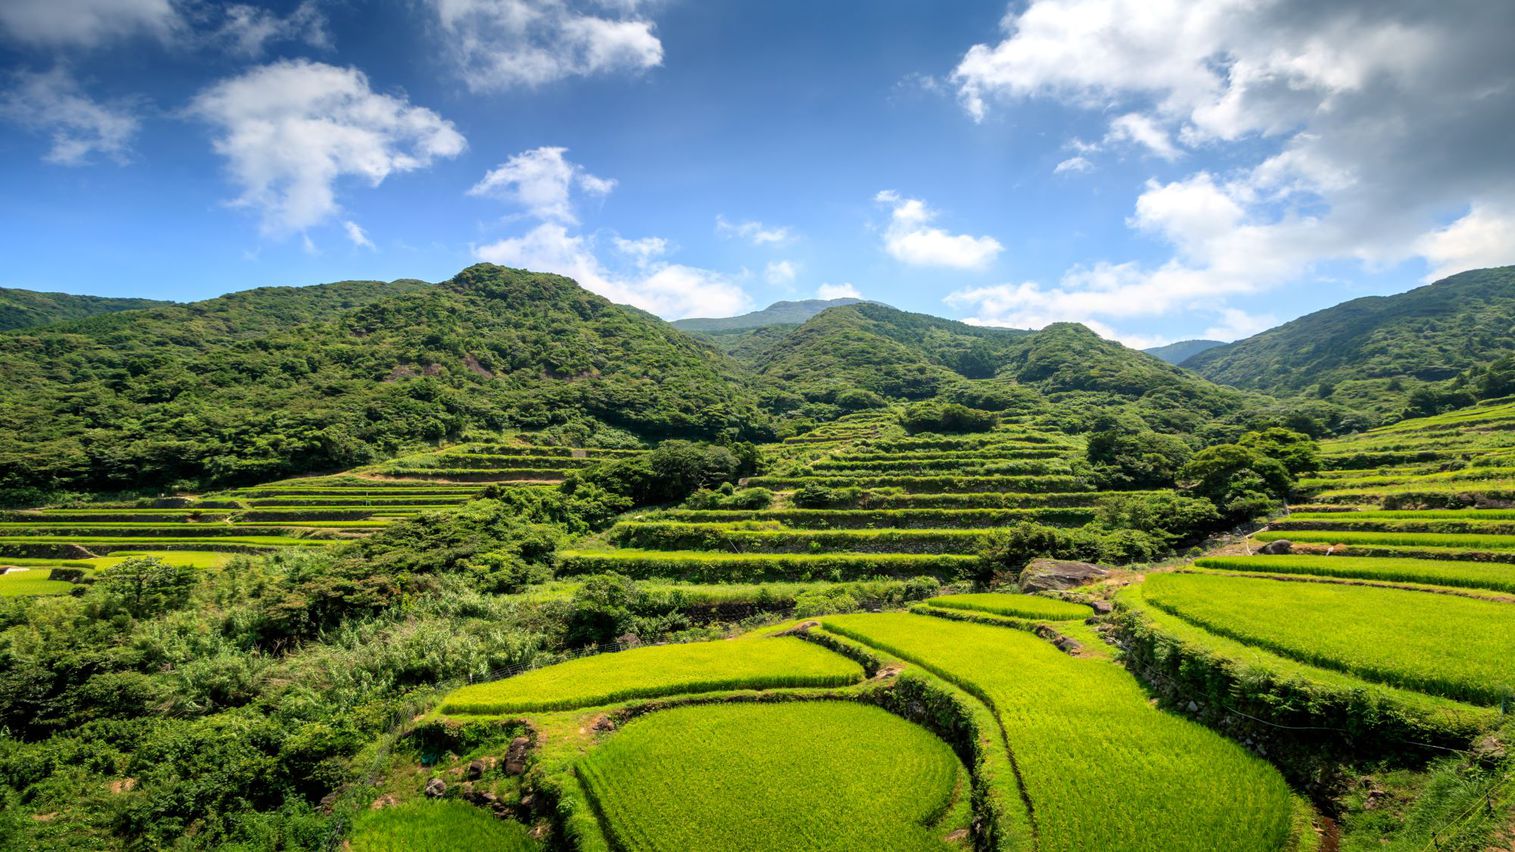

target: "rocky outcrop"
[1019,559,1109,593]
[1258,539,1292,554]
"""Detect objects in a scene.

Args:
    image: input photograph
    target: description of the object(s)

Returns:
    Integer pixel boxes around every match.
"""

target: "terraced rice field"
[564,411,1142,588]
[438,634,863,714]
[1118,399,1515,741]
[347,800,539,851]
[820,613,1296,851]
[0,437,645,596]
[577,702,967,851]
[922,592,1093,621]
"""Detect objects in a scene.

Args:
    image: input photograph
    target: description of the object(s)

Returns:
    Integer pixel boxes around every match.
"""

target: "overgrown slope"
[0,287,173,330]
[1184,266,1515,416]
[0,265,767,500]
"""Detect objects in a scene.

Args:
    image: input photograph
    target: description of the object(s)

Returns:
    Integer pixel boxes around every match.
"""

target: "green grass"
[821,613,1295,852]
[647,507,1096,529]
[347,800,538,851]
[746,475,1088,494]
[1196,555,1515,593]
[438,634,862,714]
[608,522,992,554]
[925,592,1093,621]
[1254,529,1515,551]
[0,551,233,570]
[0,570,74,596]
[577,701,965,852]
[1143,573,1515,705]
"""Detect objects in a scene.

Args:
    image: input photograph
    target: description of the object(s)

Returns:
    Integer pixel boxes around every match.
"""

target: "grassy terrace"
[439,634,862,715]
[1196,554,1515,593]
[821,613,1296,852]
[644,507,1098,528]
[1143,573,1515,705]
[559,549,978,581]
[577,702,968,852]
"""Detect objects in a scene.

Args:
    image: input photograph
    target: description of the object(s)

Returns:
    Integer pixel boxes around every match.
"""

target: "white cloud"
[1106,112,1180,160]
[715,215,793,245]
[468,147,614,224]
[0,0,178,48]
[428,0,663,91]
[343,220,375,250]
[215,2,328,58]
[949,0,1515,332]
[471,147,751,319]
[817,282,861,300]
[1415,205,1515,282]
[189,60,466,235]
[875,190,1003,270]
[1053,156,1091,175]
[0,67,138,165]
[764,260,797,286]
[475,223,750,319]
[1202,307,1275,342]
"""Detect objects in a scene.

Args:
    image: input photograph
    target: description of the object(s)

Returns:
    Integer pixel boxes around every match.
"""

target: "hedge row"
[746,475,1090,494]
[558,550,978,582]
[807,459,1073,475]
[608,522,992,555]
[647,507,1097,529]
[379,468,569,482]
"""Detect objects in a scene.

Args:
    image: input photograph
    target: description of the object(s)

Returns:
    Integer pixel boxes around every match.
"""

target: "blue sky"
[2,0,1512,347]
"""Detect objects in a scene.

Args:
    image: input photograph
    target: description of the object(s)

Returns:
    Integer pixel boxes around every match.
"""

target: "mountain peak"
[673,297,868,333]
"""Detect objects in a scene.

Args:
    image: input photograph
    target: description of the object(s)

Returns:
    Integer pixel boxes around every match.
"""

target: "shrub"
[899,402,998,435]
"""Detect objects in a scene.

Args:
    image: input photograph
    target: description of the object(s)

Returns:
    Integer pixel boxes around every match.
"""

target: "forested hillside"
[0,266,769,502]
[1184,266,1515,417]
[1144,339,1222,365]
[672,297,863,332]
[0,287,171,330]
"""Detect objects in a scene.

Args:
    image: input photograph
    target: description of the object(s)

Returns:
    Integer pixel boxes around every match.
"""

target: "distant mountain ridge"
[1145,339,1224,365]
[673,298,865,332]
[0,287,172,331]
[1184,266,1515,416]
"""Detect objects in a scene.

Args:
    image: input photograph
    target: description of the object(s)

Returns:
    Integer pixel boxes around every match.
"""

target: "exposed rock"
[777,621,820,636]
[1258,539,1292,555]
[464,758,490,780]
[616,633,642,648]
[590,715,617,733]
[1186,700,1201,713]
[424,777,446,798]
[504,736,532,775]
[1018,559,1109,593]
[369,795,398,811]
[1089,600,1113,615]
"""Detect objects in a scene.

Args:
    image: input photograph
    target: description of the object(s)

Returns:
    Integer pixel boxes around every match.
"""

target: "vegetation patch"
[925,592,1093,621]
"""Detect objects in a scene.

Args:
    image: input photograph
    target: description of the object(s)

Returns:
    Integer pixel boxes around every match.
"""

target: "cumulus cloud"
[0,0,178,48]
[875,190,1003,270]
[1415,205,1515,282]
[0,67,139,165]
[469,146,614,224]
[471,147,751,319]
[764,260,797,286]
[343,220,375,250]
[427,0,663,91]
[475,223,749,319]
[189,60,466,235]
[1202,307,1276,342]
[817,282,861,300]
[948,0,1515,332]
[715,215,793,245]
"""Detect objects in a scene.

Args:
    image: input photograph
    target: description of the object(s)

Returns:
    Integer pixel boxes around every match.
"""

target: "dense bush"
[899,401,998,435]
[1085,416,1193,489]
[683,484,774,510]
[977,522,1167,583]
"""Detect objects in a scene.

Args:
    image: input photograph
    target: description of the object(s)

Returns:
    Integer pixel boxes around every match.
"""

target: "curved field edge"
[437,634,864,715]
[818,612,1303,852]
[1111,584,1498,750]
[347,799,538,852]
[573,701,969,851]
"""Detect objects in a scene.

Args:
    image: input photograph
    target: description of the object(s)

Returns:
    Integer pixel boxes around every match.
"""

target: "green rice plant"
[925,592,1093,621]
[438,635,862,715]
[0,570,75,597]
[1289,509,1515,521]
[746,475,1089,494]
[557,550,977,582]
[576,701,965,852]
[1253,529,1515,551]
[821,613,1295,852]
[347,800,538,851]
[1272,516,1515,535]
[1142,572,1515,705]
[1194,554,1515,593]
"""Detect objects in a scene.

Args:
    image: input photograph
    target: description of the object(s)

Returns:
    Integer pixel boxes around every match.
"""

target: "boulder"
[1018,559,1109,593]
[1258,539,1292,555]
[424,778,446,798]
[464,758,488,780]
[1089,600,1113,615]
[504,736,532,776]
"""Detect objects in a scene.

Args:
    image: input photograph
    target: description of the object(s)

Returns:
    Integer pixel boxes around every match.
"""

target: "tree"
[93,557,196,619]
[1180,443,1293,520]
[1237,427,1320,476]
[1085,416,1193,489]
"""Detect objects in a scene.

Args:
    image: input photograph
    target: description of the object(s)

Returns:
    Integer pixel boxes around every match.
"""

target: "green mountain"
[0,287,172,330]
[1144,339,1223,365]
[1184,266,1515,416]
[673,297,865,332]
[0,265,767,499]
